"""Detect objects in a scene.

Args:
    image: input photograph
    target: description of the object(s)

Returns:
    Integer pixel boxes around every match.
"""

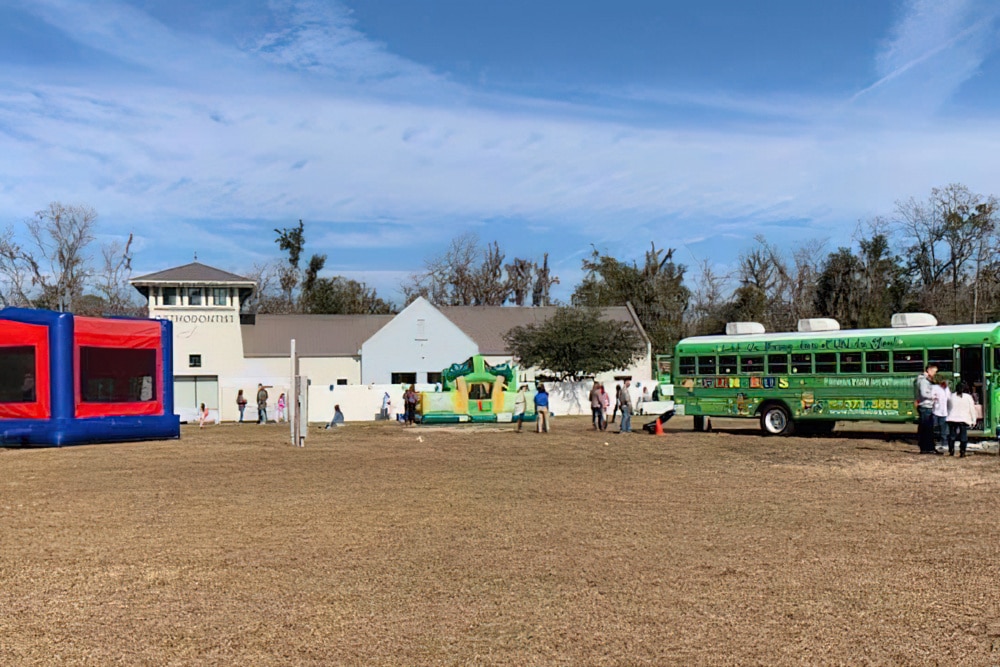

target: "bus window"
[893,351,924,373]
[815,353,836,373]
[840,352,862,373]
[677,356,696,376]
[741,356,764,374]
[698,356,717,375]
[791,353,812,374]
[766,354,788,374]
[927,349,954,372]
[719,355,737,375]
[995,348,1000,373]
[866,351,889,373]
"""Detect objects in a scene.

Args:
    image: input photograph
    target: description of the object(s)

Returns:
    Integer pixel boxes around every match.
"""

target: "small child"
[276,393,287,422]
[198,403,209,429]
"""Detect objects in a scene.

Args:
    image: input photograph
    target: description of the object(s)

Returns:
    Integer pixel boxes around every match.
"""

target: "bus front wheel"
[760,404,793,436]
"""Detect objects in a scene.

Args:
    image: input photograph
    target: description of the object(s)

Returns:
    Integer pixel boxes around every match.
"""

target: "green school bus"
[663,317,999,436]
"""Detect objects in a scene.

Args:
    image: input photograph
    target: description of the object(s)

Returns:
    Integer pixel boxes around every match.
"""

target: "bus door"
[956,345,986,430]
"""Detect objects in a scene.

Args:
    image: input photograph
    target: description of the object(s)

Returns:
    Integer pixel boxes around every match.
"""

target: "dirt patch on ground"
[2,416,1000,665]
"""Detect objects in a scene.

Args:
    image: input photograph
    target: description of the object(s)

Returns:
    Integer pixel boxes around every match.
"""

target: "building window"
[391,372,417,385]
[189,354,202,368]
[416,318,427,340]
[336,378,348,386]
[427,372,442,385]
[188,288,203,306]
[212,288,228,306]
[162,287,178,306]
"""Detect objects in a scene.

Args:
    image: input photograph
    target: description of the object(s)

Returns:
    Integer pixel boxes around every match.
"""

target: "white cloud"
[2,0,1000,280]
[853,0,1000,111]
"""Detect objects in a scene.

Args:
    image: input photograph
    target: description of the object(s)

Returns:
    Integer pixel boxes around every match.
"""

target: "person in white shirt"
[513,385,528,433]
[931,379,951,453]
[946,382,977,457]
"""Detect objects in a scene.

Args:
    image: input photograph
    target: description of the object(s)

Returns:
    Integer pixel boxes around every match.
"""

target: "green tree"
[273,219,316,311]
[814,248,864,328]
[571,243,689,354]
[301,276,394,315]
[503,307,645,380]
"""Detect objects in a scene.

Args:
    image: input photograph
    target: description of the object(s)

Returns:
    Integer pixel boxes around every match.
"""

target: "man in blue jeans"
[914,365,939,454]
[618,380,633,434]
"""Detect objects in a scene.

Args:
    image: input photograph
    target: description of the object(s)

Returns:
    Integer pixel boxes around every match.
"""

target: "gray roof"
[240,304,648,358]
[439,305,647,355]
[131,262,254,285]
[242,314,394,357]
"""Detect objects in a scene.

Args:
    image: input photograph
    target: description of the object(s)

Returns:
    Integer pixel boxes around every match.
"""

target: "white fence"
[304,381,673,424]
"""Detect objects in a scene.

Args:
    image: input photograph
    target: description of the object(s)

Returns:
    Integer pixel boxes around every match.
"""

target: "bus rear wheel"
[760,404,794,436]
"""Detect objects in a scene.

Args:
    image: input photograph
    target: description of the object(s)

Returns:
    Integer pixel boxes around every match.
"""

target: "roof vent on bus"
[891,313,938,328]
[725,321,766,335]
[797,318,841,333]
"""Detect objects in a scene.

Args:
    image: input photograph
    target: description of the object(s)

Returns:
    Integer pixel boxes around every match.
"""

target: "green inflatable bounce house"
[418,355,536,424]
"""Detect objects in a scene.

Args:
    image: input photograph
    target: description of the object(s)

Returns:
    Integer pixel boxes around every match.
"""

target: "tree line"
[2,183,996,367]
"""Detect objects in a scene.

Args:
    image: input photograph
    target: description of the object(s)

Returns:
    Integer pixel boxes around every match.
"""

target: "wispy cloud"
[853,0,1000,111]
[2,0,1000,293]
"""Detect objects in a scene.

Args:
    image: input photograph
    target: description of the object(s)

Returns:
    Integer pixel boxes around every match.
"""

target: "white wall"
[307,383,436,423]
[361,297,478,384]
[300,357,362,386]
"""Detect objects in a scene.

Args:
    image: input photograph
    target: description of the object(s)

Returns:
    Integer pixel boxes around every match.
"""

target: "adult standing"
[404,384,418,426]
[914,365,939,454]
[611,384,622,424]
[600,384,610,432]
[931,380,951,453]
[236,389,247,423]
[534,384,550,433]
[589,381,603,430]
[256,383,269,425]
[946,382,977,457]
[513,384,528,433]
[618,380,633,434]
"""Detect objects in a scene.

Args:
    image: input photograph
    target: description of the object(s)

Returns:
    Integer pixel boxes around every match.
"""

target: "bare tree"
[244,261,285,313]
[505,257,535,306]
[688,259,729,334]
[0,227,35,307]
[0,203,97,311]
[894,184,997,322]
[531,253,559,307]
[93,234,143,316]
[405,233,541,306]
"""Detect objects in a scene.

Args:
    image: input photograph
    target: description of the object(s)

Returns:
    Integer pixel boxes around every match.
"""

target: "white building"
[131,262,654,422]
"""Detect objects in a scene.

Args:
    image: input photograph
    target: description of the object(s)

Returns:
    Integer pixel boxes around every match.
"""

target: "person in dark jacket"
[534,384,550,433]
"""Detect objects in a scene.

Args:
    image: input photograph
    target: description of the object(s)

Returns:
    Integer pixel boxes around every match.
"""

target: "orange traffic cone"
[654,418,665,436]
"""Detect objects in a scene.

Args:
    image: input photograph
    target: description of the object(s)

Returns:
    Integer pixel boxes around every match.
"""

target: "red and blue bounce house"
[0,308,180,446]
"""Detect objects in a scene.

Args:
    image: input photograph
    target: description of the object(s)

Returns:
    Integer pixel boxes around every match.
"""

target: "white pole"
[290,338,297,446]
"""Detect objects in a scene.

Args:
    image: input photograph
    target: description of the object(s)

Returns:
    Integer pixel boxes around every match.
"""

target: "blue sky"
[2,0,1000,304]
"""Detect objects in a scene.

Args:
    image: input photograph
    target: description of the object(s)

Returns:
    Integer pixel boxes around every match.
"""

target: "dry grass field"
[3,416,1000,666]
